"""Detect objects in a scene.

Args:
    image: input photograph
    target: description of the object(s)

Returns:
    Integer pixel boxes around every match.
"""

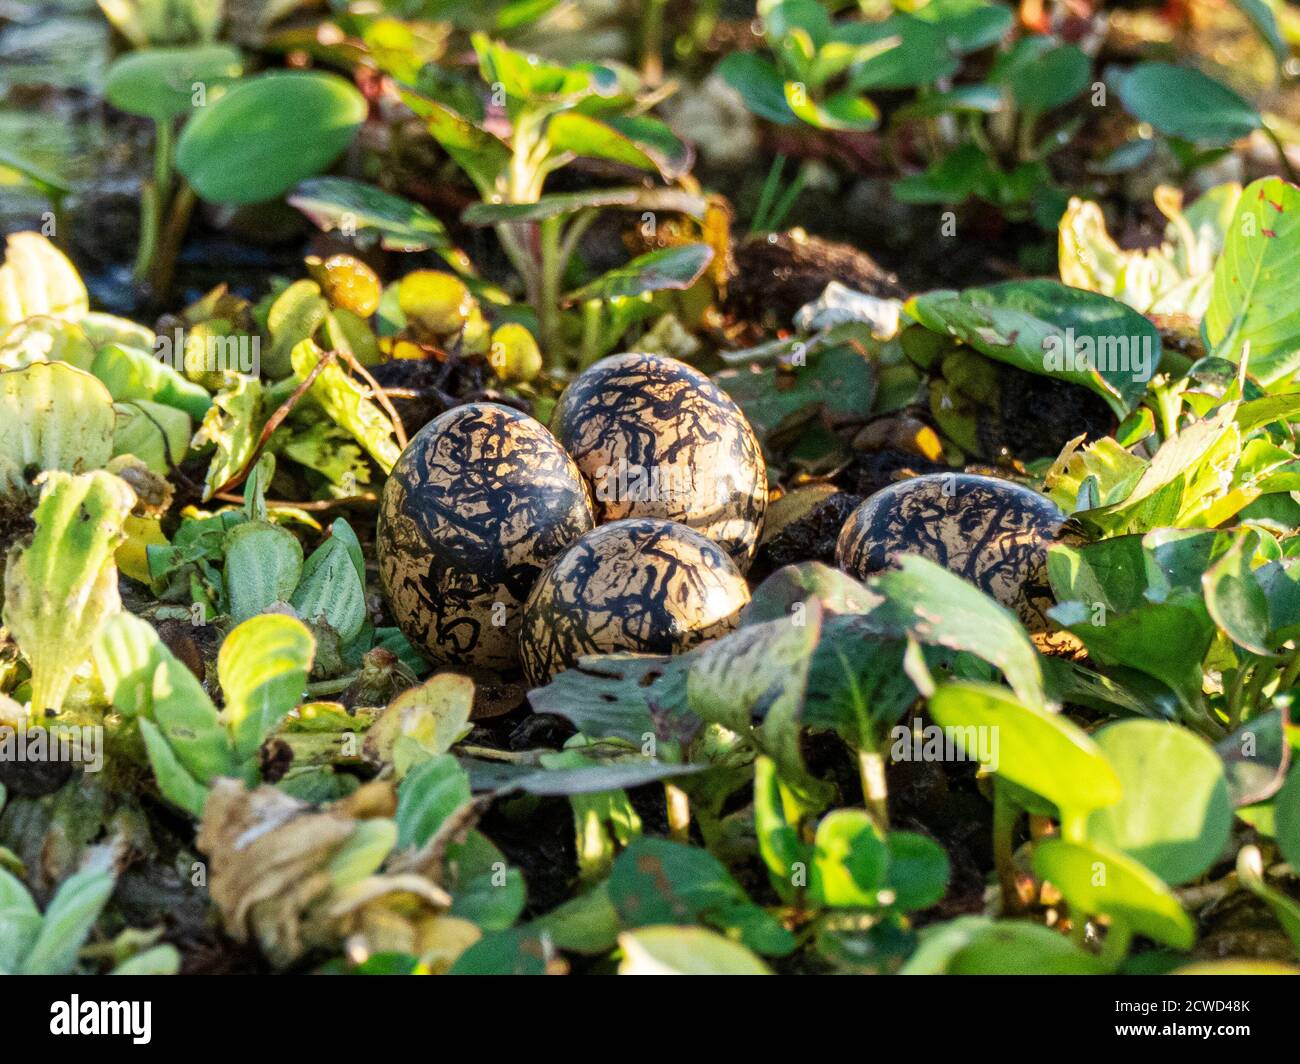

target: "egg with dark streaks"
[378,402,595,673]
[519,518,751,686]
[550,352,767,570]
[835,472,1065,631]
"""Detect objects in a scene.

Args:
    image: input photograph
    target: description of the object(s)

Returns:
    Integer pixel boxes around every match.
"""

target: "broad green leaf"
[860,556,1047,710]
[928,681,1122,823]
[113,400,191,475]
[0,232,88,330]
[92,342,212,420]
[547,112,692,180]
[0,362,115,502]
[218,614,314,764]
[1274,764,1300,872]
[400,90,511,194]
[472,33,617,103]
[0,867,41,973]
[395,753,473,850]
[105,44,242,121]
[1086,720,1232,885]
[264,279,329,378]
[842,15,959,91]
[290,177,450,253]
[717,52,795,124]
[901,915,1105,974]
[618,926,771,975]
[0,316,94,371]
[608,837,794,956]
[565,244,713,305]
[222,520,303,622]
[176,71,367,205]
[887,831,950,911]
[138,716,213,817]
[1202,532,1274,655]
[989,37,1089,113]
[1033,837,1195,949]
[911,0,1013,53]
[742,562,874,624]
[808,809,889,908]
[526,653,685,741]
[1204,176,1300,386]
[4,471,135,716]
[1216,705,1290,807]
[291,519,367,643]
[1118,63,1261,144]
[364,672,473,770]
[907,280,1161,416]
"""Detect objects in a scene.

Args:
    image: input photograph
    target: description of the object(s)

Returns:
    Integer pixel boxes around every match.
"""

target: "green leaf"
[901,915,1105,974]
[860,555,1047,711]
[1086,720,1233,885]
[0,316,94,371]
[4,470,135,716]
[989,37,1089,113]
[911,0,1013,54]
[526,654,685,741]
[395,754,472,850]
[290,340,401,473]
[886,831,950,911]
[217,614,314,765]
[1118,63,1261,144]
[0,232,88,330]
[808,809,889,908]
[1274,764,1300,872]
[289,177,450,252]
[717,52,796,125]
[547,112,693,180]
[19,848,115,975]
[290,519,367,643]
[618,926,772,974]
[608,837,795,956]
[0,362,115,503]
[1202,531,1274,655]
[842,15,959,91]
[462,186,704,226]
[105,44,242,121]
[929,681,1122,822]
[92,342,213,420]
[176,71,368,205]
[113,400,191,475]
[400,90,511,194]
[193,374,261,499]
[0,867,41,973]
[906,280,1161,416]
[1231,0,1287,62]
[1204,176,1300,386]
[222,520,303,623]
[565,244,713,305]
[1033,837,1195,949]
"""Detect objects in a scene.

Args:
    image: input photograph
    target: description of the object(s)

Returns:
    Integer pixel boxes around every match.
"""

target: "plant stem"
[992,779,1022,912]
[579,299,603,368]
[537,214,564,364]
[665,782,691,841]
[640,0,669,84]
[858,748,889,833]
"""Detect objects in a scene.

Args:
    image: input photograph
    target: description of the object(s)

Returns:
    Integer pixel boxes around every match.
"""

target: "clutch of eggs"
[550,352,768,571]
[835,472,1065,631]
[519,518,751,687]
[377,402,594,673]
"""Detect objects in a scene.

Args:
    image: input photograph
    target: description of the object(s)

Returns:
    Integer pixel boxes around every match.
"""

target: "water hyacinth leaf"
[1204,176,1300,386]
[395,753,473,850]
[105,44,243,121]
[176,71,368,205]
[608,837,794,956]
[1033,838,1195,950]
[291,520,367,644]
[906,280,1160,416]
[364,673,473,769]
[808,809,889,908]
[618,927,771,975]
[1049,594,1213,714]
[526,654,688,741]
[0,232,88,330]
[0,362,115,502]
[1202,532,1274,655]
[928,681,1122,820]
[1118,63,1261,145]
[901,915,1106,974]
[290,340,401,473]
[1216,705,1291,807]
[289,177,450,252]
[887,831,950,911]
[1086,720,1232,885]
[222,520,304,623]
[686,602,823,793]
[565,244,713,305]
[860,555,1046,710]
[91,342,213,420]
[4,471,135,716]
[218,614,314,765]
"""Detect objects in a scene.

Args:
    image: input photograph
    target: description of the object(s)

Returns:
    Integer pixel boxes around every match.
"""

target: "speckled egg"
[518,517,752,686]
[550,352,767,570]
[378,402,595,673]
[834,473,1065,630]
